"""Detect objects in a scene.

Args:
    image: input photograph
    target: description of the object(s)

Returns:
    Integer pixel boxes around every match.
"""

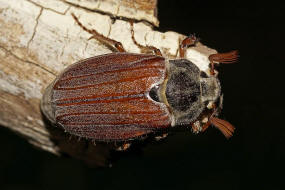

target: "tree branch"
[0,0,217,167]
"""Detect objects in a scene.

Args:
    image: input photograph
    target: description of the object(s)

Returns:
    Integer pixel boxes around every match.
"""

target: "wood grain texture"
[0,0,217,166]
[65,0,159,26]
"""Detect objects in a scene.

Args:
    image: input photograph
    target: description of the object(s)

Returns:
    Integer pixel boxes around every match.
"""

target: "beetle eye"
[149,86,160,102]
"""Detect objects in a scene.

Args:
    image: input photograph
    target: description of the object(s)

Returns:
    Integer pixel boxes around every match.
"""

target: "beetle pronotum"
[41,13,238,149]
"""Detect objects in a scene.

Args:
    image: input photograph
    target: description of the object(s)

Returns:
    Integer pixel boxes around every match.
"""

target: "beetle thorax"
[158,59,221,126]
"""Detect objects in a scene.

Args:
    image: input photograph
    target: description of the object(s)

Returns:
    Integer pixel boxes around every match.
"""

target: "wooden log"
[0,0,217,167]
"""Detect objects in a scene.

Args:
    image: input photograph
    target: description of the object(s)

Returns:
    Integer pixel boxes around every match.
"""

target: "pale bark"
[0,0,216,166]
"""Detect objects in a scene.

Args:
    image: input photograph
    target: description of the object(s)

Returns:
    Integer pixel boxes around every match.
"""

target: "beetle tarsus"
[72,13,126,52]
[130,21,162,56]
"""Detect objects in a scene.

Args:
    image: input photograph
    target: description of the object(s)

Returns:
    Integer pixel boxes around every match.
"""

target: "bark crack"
[27,7,43,49]
[27,0,71,15]
[116,3,121,16]
[0,45,56,76]
[97,0,102,9]
[61,0,155,27]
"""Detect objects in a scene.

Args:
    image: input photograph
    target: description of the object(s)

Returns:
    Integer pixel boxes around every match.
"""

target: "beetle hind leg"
[130,21,162,56]
[71,13,125,52]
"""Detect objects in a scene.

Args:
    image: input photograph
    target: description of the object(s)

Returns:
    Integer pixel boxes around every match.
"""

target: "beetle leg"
[199,117,235,139]
[208,50,238,75]
[192,121,202,134]
[179,35,198,58]
[71,13,125,52]
[130,21,162,56]
[201,121,211,132]
[115,143,131,151]
[154,133,168,141]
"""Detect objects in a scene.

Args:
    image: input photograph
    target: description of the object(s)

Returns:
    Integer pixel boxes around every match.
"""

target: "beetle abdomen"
[46,53,171,141]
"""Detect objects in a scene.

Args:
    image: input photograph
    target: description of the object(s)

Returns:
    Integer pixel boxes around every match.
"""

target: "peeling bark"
[0,0,217,166]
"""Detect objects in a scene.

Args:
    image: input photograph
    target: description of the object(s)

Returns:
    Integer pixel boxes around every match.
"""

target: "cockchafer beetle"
[41,13,238,148]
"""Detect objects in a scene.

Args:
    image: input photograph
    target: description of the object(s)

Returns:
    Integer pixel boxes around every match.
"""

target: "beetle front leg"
[72,13,125,52]
[208,50,238,75]
[179,35,198,58]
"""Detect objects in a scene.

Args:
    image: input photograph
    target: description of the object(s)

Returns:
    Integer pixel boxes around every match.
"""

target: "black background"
[0,0,283,189]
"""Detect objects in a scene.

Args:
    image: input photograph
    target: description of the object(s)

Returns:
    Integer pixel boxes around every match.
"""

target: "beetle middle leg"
[71,13,125,52]
[179,35,198,58]
[208,50,238,75]
[130,21,162,56]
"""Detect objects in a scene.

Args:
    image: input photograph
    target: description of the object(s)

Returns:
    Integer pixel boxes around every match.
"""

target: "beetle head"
[200,74,221,109]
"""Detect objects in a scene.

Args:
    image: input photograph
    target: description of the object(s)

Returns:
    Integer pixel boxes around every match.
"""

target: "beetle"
[41,13,238,147]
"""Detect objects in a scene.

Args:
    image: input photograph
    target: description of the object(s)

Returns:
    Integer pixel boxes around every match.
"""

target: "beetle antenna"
[209,117,235,139]
[208,50,239,75]
[203,104,235,138]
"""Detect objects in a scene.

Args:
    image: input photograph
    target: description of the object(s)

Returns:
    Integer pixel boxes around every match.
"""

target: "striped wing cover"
[51,53,171,141]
